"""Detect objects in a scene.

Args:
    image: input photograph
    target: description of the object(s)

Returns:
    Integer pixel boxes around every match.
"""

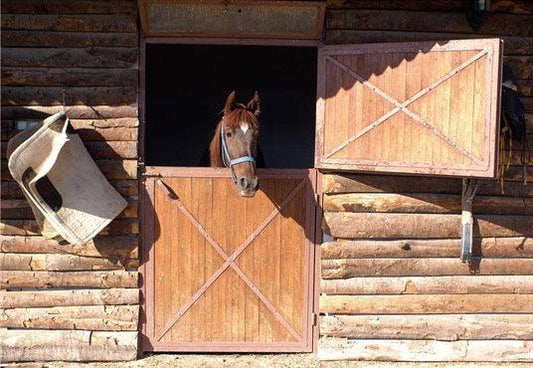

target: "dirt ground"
[7,355,533,368]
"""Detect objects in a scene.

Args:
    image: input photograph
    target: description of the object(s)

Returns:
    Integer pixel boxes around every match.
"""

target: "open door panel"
[315,39,502,178]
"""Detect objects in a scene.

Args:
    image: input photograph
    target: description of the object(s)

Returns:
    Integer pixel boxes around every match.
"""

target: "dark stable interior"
[145,44,317,168]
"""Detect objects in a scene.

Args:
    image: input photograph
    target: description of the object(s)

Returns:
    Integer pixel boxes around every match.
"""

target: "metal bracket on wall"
[461,178,478,263]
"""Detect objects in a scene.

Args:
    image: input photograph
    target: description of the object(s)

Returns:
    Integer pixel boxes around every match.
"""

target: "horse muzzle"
[237,175,259,197]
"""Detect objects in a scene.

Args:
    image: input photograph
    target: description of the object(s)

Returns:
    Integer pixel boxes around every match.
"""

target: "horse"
[207,91,265,197]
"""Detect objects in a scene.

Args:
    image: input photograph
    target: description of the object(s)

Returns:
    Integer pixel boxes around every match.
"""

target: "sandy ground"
[6,355,533,368]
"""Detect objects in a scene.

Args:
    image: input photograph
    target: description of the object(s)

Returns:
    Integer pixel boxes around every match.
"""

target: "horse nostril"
[239,177,248,189]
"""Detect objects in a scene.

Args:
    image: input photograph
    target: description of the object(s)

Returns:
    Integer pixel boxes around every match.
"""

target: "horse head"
[210,91,261,197]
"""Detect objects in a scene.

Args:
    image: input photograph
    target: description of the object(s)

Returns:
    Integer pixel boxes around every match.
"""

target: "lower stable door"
[141,167,318,352]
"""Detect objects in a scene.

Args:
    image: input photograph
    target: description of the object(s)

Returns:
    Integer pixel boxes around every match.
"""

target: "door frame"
[138,36,323,352]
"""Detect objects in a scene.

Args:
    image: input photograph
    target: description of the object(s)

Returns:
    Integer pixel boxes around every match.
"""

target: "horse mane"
[209,105,260,167]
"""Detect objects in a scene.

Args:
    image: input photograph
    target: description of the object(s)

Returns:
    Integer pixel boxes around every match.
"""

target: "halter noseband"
[220,119,256,182]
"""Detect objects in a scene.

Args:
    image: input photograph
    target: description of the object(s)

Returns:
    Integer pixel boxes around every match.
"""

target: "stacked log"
[0,0,139,363]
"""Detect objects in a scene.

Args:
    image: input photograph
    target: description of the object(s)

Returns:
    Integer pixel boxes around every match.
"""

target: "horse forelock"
[223,107,259,130]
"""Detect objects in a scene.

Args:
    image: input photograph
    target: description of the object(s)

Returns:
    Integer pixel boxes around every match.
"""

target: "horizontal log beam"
[1,0,137,14]
[0,270,138,289]
[1,118,139,142]
[323,193,533,215]
[321,173,533,196]
[323,213,533,238]
[1,105,137,120]
[321,237,533,259]
[2,159,138,180]
[326,9,533,36]
[318,337,533,361]
[1,14,136,32]
[2,47,137,68]
[0,253,137,271]
[321,258,533,278]
[320,275,533,295]
[1,30,137,48]
[1,141,137,160]
[0,288,139,308]
[1,179,138,199]
[1,67,137,87]
[2,86,136,106]
[327,0,533,15]
[1,198,136,220]
[0,304,139,331]
[0,330,138,362]
[320,314,533,340]
[0,219,139,236]
[319,294,533,314]
[325,30,533,56]
[0,235,137,259]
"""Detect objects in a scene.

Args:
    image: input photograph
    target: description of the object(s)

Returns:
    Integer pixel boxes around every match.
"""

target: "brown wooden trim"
[144,37,322,47]
[138,0,326,40]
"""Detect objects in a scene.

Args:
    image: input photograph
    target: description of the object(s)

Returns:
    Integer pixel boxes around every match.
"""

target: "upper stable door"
[315,39,503,178]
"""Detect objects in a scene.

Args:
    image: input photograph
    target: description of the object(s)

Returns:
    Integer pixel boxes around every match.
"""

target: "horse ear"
[247,91,261,117]
[224,91,236,115]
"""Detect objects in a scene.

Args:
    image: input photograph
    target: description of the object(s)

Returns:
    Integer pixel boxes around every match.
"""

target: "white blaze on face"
[240,122,250,134]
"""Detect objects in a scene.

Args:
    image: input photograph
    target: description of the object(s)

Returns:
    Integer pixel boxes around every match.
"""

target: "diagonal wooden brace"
[325,49,487,164]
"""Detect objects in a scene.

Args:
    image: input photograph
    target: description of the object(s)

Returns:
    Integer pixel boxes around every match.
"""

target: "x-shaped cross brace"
[325,49,488,164]
[155,179,306,341]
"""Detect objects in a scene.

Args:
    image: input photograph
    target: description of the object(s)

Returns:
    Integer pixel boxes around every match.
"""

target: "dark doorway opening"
[145,44,317,168]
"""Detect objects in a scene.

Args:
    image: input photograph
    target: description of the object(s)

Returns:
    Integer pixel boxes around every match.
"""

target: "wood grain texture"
[0,304,139,330]
[2,86,136,106]
[326,9,533,36]
[320,314,533,340]
[323,193,533,214]
[1,14,136,32]
[320,237,533,258]
[0,253,137,271]
[2,47,137,68]
[320,275,533,295]
[321,258,533,278]
[0,235,137,259]
[0,288,139,308]
[0,219,138,236]
[1,67,138,87]
[326,30,533,55]
[1,270,138,289]
[323,213,533,238]
[318,337,533,361]
[321,173,533,195]
[1,0,137,14]
[1,105,138,120]
[1,30,137,48]
[0,330,138,362]
[320,294,533,314]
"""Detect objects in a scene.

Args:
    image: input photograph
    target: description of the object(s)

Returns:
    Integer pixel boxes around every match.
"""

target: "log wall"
[2,0,533,363]
[320,0,533,361]
[0,0,139,363]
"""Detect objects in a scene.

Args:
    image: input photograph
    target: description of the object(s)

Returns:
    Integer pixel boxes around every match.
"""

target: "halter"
[220,119,256,182]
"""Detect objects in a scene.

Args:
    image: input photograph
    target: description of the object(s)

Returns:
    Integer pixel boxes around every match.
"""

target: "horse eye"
[226,131,233,138]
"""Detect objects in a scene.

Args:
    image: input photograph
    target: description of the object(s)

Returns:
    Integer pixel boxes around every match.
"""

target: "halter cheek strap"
[220,120,256,181]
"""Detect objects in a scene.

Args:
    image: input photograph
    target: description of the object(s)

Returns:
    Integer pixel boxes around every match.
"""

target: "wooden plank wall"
[0,0,140,362]
[319,0,533,361]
